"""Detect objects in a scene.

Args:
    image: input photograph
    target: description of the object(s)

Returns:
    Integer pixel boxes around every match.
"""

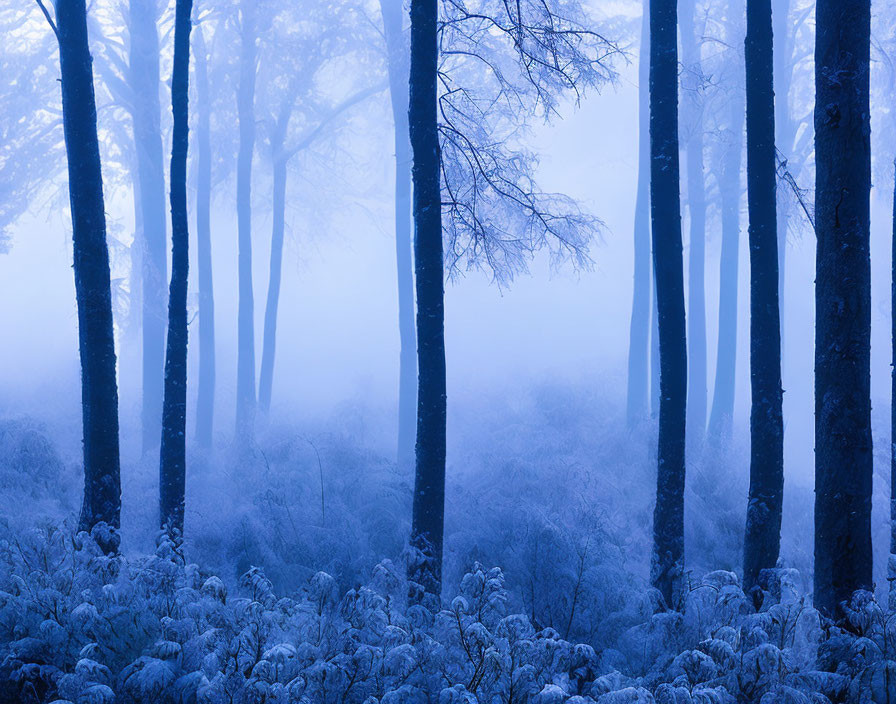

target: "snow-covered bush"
[0,525,891,703]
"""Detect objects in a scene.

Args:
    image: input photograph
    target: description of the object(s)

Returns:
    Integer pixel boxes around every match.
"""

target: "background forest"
[1,0,896,701]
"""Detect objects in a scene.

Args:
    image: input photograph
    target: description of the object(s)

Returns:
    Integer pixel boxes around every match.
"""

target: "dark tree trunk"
[649,0,687,610]
[680,0,707,445]
[813,0,872,619]
[128,0,167,457]
[258,156,287,415]
[708,0,744,445]
[380,0,417,470]
[408,0,446,600]
[742,0,784,595]
[651,274,661,418]
[626,0,651,428]
[56,0,122,552]
[193,23,215,448]
[159,0,193,537]
[235,0,257,444]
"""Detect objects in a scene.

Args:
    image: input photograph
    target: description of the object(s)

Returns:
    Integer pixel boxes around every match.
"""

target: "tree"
[680,0,707,445]
[891,160,896,612]
[408,0,617,598]
[38,0,122,552]
[193,20,216,448]
[813,0,872,618]
[159,0,193,537]
[408,0,445,600]
[707,0,744,444]
[128,0,168,457]
[625,0,651,428]
[649,0,687,609]
[380,0,417,470]
[235,0,258,444]
[255,6,383,416]
[742,0,783,596]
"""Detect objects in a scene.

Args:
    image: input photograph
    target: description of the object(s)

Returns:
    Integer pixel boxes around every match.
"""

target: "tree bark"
[408,0,447,600]
[159,0,193,537]
[649,0,687,610]
[56,0,122,552]
[128,0,167,457]
[680,0,707,445]
[235,0,258,444]
[742,0,784,596]
[193,23,215,449]
[380,0,417,470]
[708,0,744,445]
[813,0,872,619]
[626,0,652,428]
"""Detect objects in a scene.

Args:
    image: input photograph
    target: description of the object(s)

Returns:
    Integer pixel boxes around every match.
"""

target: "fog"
[2,0,896,700]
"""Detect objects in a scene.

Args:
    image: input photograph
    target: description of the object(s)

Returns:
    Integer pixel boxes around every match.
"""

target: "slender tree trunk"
[56,0,122,552]
[708,1,744,444]
[651,273,661,418]
[742,0,784,596]
[193,24,215,448]
[235,0,257,444]
[772,0,792,357]
[159,0,193,537]
[813,0,872,619]
[680,0,707,445]
[408,0,447,600]
[380,0,417,470]
[128,0,167,456]
[258,157,287,415]
[626,0,652,428]
[649,0,687,610]
[890,160,896,613]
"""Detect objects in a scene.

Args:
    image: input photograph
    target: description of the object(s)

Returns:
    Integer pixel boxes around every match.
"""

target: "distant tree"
[36,0,122,552]
[625,0,651,428]
[649,0,687,609]
[193,20,215,449]
[128,0,168,457]
[679,0,707,445]
[707,0,744,444]
[235,0,258,445]
[255,5,383,416]
[742,0,783,596]
[159,0,194,538]
[380,0,417,470]
[813,0,872,618]
[891,161,896,612]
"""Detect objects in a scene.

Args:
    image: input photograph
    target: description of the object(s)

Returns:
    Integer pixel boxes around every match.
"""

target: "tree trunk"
[235,0,257,444]
[380,0,417,471]
[649,0,687,610]
[890,160,896,613]
[651,273,661,418]
[128,0,167,457]
[408,0,446,600]
[813,0,872,619]
[258,157,286,415]
[708,1,744,445]
[159,0,193,538]
[193,23,215,449]
[56,0,122,552]
[626,0,651,428]
[742,0,784,596]
[772,0,792,358]
[680,0,707,445]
